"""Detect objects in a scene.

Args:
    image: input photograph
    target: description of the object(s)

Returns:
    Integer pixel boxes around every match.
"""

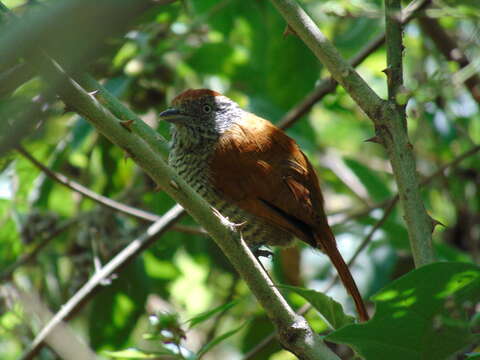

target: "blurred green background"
[1,0,479,359]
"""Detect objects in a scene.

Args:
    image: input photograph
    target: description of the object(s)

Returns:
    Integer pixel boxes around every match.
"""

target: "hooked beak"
[159,108,193,125]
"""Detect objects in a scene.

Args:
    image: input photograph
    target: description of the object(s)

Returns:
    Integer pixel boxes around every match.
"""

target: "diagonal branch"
[418,15,480,104]
[16,145,163,223]
[19,204,185,360]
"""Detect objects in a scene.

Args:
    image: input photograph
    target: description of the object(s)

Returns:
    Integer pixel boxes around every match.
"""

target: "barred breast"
[168,148,293,248]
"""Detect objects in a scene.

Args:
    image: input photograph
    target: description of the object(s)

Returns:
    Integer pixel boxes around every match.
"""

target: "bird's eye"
[202,104,212,113]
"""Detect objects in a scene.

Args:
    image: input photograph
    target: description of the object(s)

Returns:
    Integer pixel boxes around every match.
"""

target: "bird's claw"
[211,207,245,232]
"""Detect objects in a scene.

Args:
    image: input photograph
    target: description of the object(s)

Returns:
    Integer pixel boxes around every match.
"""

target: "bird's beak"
[159,108,193,125]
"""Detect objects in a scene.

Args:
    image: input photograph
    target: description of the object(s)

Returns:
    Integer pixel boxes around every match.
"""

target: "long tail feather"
[314,231,369,322]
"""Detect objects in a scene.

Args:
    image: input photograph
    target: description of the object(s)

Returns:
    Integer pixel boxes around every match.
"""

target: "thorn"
[120,119,134,132]
[364,136,381,144]
[382,67,392,76]
[283,24,297,37]
[430,216,445,233]
[154,184,162,192]
[169,180,179,190]
[88,90,99,98]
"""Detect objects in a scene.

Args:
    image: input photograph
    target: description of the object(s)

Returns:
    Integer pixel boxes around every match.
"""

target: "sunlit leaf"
[327,262,480,360]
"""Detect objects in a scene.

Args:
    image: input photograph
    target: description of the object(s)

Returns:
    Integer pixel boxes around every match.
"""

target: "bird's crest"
[172,89,221,105]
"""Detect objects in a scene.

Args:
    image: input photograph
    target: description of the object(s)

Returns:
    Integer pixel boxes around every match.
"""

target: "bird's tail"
[314,230,369,322]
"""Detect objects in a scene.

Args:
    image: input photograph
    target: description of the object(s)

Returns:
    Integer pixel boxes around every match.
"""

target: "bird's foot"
[211,207,246,232]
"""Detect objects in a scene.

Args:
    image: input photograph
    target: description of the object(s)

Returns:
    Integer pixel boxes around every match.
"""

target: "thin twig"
[17,145,161,222]
[324,197,398,293]
[418,15,480,104]
[19,204,185,360]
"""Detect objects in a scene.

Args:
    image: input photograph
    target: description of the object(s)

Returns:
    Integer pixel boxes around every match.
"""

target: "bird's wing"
[210,113,329,245]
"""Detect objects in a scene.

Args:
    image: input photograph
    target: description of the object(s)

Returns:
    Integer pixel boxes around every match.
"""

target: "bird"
[159,88,369,322]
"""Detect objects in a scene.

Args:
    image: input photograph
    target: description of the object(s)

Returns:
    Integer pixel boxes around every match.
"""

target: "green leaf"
[104,347,175,359]
[278,285,355,330]
[326,262,480,360]
[187,299,240,329]
[196,322,247,359]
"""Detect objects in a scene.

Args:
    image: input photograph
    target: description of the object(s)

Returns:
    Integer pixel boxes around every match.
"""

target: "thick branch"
[269,0,435,267]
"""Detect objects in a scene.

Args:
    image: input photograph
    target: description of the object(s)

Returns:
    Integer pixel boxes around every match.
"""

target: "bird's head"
[159,89,243,149]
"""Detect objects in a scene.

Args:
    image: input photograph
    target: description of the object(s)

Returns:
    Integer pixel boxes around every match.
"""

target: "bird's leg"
[251,245,274,259]
[245,243,273,276]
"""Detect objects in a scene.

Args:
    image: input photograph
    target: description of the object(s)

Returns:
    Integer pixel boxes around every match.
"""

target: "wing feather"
[210,113,328,244]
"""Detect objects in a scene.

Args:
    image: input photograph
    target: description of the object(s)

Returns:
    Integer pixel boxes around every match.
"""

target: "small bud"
[88,90,99,98]
[382,67,392,76]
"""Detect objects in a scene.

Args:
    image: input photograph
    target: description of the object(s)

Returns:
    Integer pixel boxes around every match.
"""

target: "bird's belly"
[169,152,294,248]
